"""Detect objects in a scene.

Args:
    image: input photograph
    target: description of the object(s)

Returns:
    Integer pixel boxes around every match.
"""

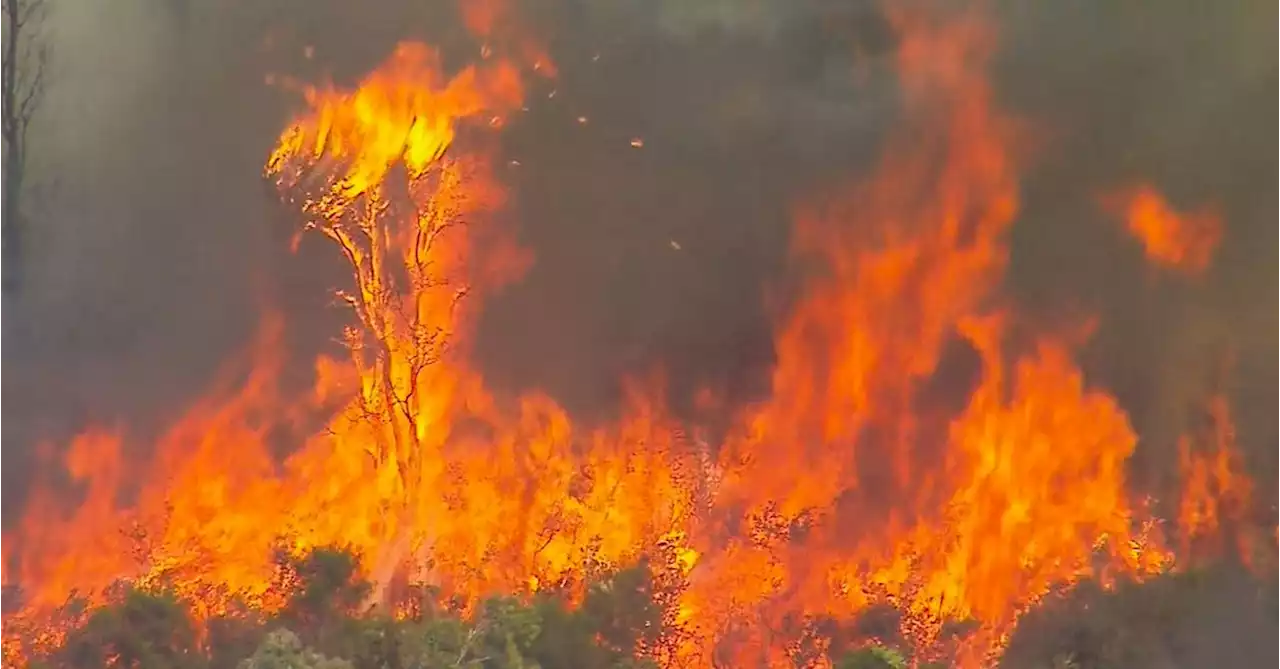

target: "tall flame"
[670,8,1175,665]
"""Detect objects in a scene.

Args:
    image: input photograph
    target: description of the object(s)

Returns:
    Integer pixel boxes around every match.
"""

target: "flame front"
[3,3,1264,668]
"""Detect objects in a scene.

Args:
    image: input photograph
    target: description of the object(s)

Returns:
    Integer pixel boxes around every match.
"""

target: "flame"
[2,2,1263,668]
[1101,183,1223,275]
[670,8,1176,665]
[458,0,557,77]
[7,316,293,619]
[6,34,688,647]
[1177,395,1257,563]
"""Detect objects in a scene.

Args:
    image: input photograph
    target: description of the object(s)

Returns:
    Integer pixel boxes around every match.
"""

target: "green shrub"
[237,629,352,669]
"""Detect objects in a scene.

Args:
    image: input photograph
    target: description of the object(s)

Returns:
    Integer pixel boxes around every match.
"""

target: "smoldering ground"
[2,0,1275,613]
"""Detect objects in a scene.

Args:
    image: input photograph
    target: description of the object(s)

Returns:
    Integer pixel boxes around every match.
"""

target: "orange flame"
[458,0,557,77]
[1177,395,1257,564]
[1101,183,1223,275]
[669,9,1176,665]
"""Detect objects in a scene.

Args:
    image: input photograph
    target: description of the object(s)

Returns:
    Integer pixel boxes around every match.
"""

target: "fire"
[261,35,692,611]
[1,2,1264,668]
[1177,395,1256,562]
[670,8,1175,665]
[1101,183,1223,275]
[268,44,522,198]
[458,0,558,77]
[1099,177,1262,570]
[7,316,295,619]
[4,36,685,654]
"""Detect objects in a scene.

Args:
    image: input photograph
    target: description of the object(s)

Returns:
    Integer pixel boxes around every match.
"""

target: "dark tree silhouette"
[1,0,48,294]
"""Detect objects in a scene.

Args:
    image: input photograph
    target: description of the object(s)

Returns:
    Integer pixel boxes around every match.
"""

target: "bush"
[54,588,201,669]
[12,545,720,668]
[836,645,907,669]
[237,629,352,669]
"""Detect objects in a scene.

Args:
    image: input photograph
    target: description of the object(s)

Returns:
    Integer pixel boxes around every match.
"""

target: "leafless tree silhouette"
[2,0,49,293]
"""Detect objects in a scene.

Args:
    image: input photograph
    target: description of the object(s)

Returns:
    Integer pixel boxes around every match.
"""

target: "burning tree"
[264,43,527,597]
[1,0,49,293]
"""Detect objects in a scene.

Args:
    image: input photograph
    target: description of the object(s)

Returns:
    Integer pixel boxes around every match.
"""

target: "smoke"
[996,0,1278,498]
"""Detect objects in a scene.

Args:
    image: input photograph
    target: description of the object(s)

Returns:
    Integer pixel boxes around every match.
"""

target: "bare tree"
[2,0,48,293]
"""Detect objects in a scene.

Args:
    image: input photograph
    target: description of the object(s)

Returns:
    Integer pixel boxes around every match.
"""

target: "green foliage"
[207,609,270,669]
[330,611,519,669]
[528,566,662,669]
[54,588,202,669]
[329,617,408,669]
[579,565,664,657]
[36,550,665,669]
[237,629,352,669]
[324,588,660,669]
[995,566,1279,669]
[280,547,372,625]
[835,645,907,669]
[479,596,543,668]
